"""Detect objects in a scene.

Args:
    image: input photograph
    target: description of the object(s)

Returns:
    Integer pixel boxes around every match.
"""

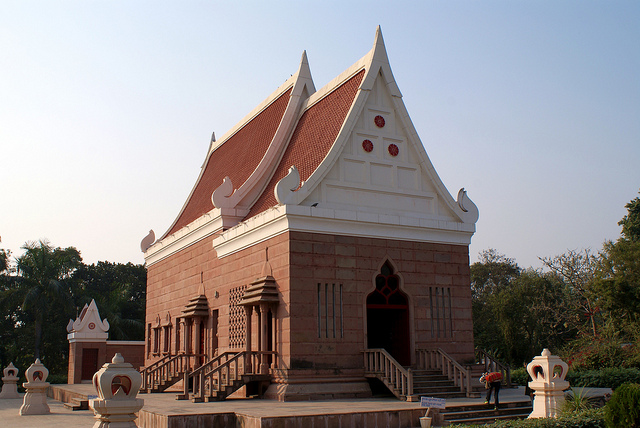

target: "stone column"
[0,362,20,399]
[259,303,269,374]
[527,349,570,419]
[90,353,144,428]
[271,306,277,369]
[244,306,253,373]
[19,359,50,415]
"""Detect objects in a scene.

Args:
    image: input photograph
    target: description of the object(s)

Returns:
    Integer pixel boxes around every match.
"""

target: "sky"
[1,1,639,269]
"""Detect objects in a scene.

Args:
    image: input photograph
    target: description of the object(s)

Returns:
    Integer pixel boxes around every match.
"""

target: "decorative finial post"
[526,348,570,418]
[19,359,50,415]
[0,362,21,399]
[90,353,144,427]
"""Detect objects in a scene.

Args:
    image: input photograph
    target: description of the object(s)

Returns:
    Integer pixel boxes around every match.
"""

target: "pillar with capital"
[244,306,253,373]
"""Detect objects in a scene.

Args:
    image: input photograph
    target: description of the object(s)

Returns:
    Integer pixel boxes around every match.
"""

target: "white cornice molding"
[144,208,242,266]
[212,204,475,259]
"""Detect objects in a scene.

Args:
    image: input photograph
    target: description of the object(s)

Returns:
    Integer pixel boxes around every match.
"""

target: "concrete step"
[63,397,89,411]
[443,402,533,425]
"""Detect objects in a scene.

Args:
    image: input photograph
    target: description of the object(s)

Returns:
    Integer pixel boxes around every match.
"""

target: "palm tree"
[15,240,82,360]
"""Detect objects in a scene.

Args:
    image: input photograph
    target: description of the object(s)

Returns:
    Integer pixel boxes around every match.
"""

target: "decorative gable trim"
[66,299,110,343]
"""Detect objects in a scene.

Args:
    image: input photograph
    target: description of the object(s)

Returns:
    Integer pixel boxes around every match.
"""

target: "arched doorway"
[366,261,411,366]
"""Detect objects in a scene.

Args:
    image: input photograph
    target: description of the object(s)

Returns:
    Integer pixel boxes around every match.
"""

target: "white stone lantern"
[90,353,144,428]
[526,348,570,418]
[19,359,50,415]
[0,362,21,399]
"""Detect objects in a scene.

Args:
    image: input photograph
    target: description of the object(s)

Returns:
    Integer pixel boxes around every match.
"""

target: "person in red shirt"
[480,372,503,409]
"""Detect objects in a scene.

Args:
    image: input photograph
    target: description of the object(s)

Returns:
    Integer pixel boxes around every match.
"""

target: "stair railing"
[140,353,198,391]
[416,348,472,397]
[188,351,242,401]
[475,348,512,387]
[182,350,277,401]
[364,348,413,400]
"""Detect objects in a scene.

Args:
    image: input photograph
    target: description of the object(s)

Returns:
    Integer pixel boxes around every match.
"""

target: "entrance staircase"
[364,348,511,402]
[411,369,467,399]
[140,351,275,402]
[140,353,196,393]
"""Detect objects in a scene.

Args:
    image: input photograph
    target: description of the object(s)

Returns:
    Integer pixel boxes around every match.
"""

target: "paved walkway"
[1,384,612,427]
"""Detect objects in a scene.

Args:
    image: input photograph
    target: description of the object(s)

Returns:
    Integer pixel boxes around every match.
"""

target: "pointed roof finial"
[372,25,389,62]
[300,50,309,67]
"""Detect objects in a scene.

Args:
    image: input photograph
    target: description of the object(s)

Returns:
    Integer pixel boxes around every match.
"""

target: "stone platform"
[0,383,609,428]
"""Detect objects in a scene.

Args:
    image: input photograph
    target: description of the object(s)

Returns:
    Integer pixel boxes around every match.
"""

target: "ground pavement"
[1,384,612,428]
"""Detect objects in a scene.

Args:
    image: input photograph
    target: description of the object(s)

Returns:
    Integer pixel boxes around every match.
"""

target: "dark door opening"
[81,348,99,380]
[366,261,411,366]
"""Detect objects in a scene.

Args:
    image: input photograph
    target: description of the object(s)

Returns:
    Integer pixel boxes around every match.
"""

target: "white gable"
[66,299,110,343]
[305,71,459,224]
[212,28,478,258]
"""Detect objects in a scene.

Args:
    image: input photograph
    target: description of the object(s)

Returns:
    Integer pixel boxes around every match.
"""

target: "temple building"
[142,27,479,401]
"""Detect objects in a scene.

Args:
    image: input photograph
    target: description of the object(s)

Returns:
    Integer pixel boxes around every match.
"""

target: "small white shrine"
[19,359,50,415]
[0,362,21,399]
[527,348,570,418]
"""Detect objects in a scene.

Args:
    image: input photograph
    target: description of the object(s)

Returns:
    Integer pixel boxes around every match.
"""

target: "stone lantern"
[526,348,570,418]
[19,359,50,415]
[0,362,21,399]
[90,353,144,428]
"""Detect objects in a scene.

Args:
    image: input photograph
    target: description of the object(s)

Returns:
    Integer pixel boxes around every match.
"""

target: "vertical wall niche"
[429,286,453,339]
[317,283,344,339]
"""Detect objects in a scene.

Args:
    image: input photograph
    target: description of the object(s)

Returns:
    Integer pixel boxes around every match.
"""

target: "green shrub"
[605,382,640,428]
[567,367,640,389]
[447,408,605,428]
[563,337,640,371]
[510,365,640,389]
[561,387,597,413]
[511,367,529,386]
[46,373,69,385]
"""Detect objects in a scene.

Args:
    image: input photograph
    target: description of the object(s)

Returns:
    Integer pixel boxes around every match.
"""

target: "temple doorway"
[366,261,410,366]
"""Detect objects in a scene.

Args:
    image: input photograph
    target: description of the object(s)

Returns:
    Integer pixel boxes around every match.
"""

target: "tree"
[472,249,575,365]
[619,190,640,242]
[541,249,599,337]
[471,249,520,298]
[73,261,146,340]
[591,191,640,338]
[14,240,82,361]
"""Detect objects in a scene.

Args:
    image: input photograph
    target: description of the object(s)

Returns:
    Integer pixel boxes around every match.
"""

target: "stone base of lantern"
[90,398,144,428]
[528,388,566,419]
[0,381,20,399]
[19,383,50,415]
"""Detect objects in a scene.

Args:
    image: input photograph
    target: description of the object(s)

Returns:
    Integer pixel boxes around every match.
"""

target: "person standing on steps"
[480,372,503,409]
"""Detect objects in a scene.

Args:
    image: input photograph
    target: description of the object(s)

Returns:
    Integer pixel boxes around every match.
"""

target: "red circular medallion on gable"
[362,139,374,152]
[374,115,385,128]
[88,322,96,330]
[388,144,399,157]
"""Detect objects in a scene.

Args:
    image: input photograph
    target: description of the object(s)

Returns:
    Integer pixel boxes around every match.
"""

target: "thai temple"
[141,27,479,401]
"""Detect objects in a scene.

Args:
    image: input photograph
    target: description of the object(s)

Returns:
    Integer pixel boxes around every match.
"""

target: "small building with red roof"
[142,27,479,401]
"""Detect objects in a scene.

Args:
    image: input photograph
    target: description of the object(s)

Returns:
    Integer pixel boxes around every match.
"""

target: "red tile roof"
[245,70,365,220]
[165,88,292,237]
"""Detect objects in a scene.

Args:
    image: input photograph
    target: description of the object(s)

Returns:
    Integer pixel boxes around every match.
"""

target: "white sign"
[420,396,446,409]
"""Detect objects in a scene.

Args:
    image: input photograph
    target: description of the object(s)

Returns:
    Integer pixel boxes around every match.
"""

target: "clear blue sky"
[1,1,638,269]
